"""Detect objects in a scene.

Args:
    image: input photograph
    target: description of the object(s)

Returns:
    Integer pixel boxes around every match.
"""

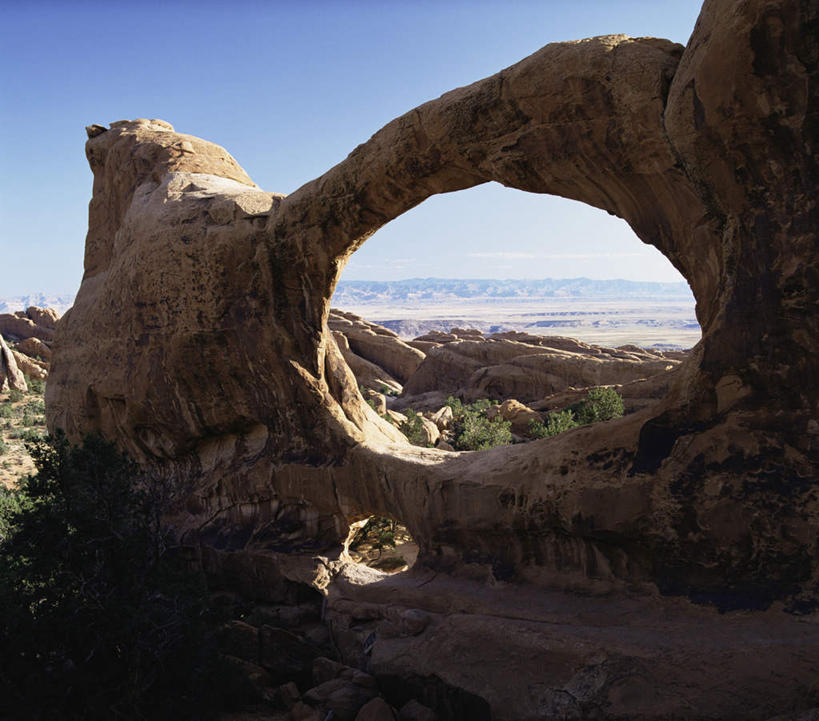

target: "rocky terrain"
[0,307,55,486]
[333,279,701,349]
[42,0,819,718]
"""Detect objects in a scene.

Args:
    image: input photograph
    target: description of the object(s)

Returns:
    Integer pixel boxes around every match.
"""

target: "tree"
[576,387,625,424]
[0,432,222,721]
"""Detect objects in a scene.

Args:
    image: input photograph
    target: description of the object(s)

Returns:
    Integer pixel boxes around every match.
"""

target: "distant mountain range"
[0,294,75,316]
[0,278,694,319]
[333,278,694,303]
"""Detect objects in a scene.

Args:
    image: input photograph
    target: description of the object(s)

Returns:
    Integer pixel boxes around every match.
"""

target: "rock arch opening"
[329,183,699,453]
[345,515,419,574]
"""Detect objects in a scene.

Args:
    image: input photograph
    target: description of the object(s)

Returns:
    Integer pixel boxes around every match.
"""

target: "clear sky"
[0,0,703,296]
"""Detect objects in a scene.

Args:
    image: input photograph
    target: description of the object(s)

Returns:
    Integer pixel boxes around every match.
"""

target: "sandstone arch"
[48,0,817,615]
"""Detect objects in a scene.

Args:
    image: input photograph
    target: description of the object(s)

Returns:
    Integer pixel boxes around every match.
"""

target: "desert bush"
[400,409,430,447]
[0,437,7,456]
[350,516,398,552]
[0,432,226,720]
[26,376,45,395]
[529,388,624,440]
[8,388,23,403]
[454,409,512,451]
[576,387,625,424]
[25,398,45,416]
[0,403,12,419]
[529,409,579,439]
[10,428,43,443]
[445,397,512,451]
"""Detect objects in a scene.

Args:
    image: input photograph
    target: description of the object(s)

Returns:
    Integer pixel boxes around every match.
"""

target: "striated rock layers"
[47,0,819,717]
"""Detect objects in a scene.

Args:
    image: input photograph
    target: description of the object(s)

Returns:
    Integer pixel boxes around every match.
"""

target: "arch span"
[48,0,818,607]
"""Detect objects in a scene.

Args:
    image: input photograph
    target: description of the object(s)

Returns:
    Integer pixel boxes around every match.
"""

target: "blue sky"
[0,0,703,296]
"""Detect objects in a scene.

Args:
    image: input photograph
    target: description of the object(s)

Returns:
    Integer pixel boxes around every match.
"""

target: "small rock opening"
[345,515,418,574]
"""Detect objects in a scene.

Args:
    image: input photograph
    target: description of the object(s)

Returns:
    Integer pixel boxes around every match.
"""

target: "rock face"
[0,306,60,381]
[0,336,27,392]
[401,333,678,403]
[330,311,425,385]
[0,308,55,343]
[47,1,819,717]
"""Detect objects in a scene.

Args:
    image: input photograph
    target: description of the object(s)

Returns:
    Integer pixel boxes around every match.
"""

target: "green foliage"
[528,409,580,439]
[26,376,45,395]
[378,384,399,397]
[351,516,397,552]
[7,388,23,403]
[528,388,625,440]
[0,403,12,419]
[0,437,7,456]
[454,408,512,451]
[445,396,464,416]
[0,432,224,721]
[0,485,29,542]
[366,397,380,412]
[25,398,45,416]
[576,387,625,425]
[445,397,512,451]
[400,409,430,447]
[9,428,43,442]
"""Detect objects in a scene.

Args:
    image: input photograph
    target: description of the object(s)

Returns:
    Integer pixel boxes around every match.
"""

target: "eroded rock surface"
[47,1,819,717]
[401,333,678,403]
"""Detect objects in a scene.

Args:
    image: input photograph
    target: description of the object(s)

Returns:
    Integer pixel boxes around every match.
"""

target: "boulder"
[11,349,47,381]
[15,337,52,363]
[0,313,53,343]
[417,416,440,447]
[430,405,453,430]
[25,306,59,330]
[488,399,542,435]
[364,390,387,416]
[0,335,27,392]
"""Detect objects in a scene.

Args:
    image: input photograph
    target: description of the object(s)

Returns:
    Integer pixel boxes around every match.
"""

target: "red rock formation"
[46,2,819,716]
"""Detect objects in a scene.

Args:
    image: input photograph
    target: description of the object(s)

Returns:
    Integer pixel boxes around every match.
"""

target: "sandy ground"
[0,386,46,488]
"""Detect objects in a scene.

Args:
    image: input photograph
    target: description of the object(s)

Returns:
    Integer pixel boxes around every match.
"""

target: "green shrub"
[444,397,512,451]
[0,437,7,456]
[26,377,45,395]
[378,384,399,397]
[25,399,45,416]
[351,516,397,552]
[445,396,464,416]
[10,428,43,443]
[454,408,512,451]
[400,409,430,447]
[0,403,12,419]
[529,409,580,439]
[576,387,625,425]
[7,388,23,403]
[0,432,225,721]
